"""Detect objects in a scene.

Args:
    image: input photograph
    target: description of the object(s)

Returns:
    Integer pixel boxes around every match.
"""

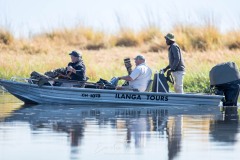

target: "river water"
[0,93,240,160]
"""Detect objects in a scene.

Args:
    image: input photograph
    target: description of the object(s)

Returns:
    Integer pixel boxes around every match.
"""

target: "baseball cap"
[134,55,145,60]
[69,51,82,58]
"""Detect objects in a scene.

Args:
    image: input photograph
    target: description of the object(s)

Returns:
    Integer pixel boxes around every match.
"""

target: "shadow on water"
[0,103,229,160]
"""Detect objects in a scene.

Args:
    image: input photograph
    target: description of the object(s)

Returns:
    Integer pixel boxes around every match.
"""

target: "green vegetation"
[0,25,240,93]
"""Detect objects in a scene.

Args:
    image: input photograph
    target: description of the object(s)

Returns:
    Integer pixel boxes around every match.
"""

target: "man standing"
[163,33,185,93]
[118,55,152,92]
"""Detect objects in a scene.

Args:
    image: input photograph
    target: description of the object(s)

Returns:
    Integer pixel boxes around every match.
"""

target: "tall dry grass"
[223,30,240,50]
[2,25,239,52]
[0,29,14,45]
[172,25,223,51]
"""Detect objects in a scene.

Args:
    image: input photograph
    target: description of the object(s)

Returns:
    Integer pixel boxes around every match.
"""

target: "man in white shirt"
[117,55,152,92]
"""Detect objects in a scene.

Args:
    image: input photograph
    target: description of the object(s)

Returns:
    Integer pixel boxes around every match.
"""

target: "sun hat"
[164,33,175,42]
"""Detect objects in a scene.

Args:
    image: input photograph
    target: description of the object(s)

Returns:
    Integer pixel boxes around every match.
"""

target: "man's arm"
[68,64,85,75]
[170,45,181,71]
[119,66,141,81]
[118,75,133,81]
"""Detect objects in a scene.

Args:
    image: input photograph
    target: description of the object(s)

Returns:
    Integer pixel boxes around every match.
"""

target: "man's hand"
[67,66,73,72]
[162,68,168,73]
[166,69,172,75]
[67,66,75,73]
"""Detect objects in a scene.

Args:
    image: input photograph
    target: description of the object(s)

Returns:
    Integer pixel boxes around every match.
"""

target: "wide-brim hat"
[164,33,175,42]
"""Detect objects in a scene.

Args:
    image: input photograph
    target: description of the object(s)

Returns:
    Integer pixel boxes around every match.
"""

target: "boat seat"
[145,79,153,92]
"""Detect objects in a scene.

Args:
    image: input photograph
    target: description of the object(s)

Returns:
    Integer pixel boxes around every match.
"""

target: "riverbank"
[1,25,240,93]
[1,47,240,93]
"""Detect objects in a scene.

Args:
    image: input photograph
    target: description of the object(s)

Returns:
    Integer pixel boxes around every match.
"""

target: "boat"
[0,76,223,106]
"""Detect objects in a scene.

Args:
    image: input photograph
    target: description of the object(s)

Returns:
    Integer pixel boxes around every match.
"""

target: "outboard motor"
[210,62,240,106]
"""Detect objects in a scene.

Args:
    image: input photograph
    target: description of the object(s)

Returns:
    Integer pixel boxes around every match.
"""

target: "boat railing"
[0,85,8,93]
[10,76,80,87]
[10,76,33,82]
[8,76,113,89]
[10,76,38,84]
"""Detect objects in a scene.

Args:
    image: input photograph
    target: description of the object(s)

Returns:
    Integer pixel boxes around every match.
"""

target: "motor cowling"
[210,62,240,106]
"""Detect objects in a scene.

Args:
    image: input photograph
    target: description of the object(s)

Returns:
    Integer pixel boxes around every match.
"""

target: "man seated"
[117,55,152,92]
[58,50,87,81]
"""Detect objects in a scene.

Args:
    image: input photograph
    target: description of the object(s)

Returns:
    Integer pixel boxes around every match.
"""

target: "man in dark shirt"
[66,51,86,81]
[163,33,185,93]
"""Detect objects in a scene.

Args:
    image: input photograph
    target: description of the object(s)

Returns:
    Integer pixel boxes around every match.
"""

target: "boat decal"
[146,95,168,101]
[82,93,101,98]
[115,93,142,100]
[115,93,168,101]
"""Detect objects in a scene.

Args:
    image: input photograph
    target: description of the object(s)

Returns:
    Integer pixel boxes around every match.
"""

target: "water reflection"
[210,107,239,144]
[0,104,239,160]
[53,121,85,147]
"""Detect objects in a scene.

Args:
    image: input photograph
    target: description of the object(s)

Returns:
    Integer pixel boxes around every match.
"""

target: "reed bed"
[1,25,240,93]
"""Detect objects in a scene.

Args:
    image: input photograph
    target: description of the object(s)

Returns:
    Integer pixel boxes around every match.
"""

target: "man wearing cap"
[63,50,86,81]
[117,55,152,92]
[162,33,185,93]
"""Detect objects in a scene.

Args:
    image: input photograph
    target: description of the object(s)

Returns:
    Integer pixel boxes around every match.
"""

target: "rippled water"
[0,93,240,160]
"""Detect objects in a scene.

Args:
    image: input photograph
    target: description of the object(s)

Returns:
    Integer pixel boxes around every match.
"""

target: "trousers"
[172,71,185,93]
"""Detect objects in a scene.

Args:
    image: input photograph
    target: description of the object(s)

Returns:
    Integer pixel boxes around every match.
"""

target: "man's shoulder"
[170,43,179,48]
[170,43,181,52]
[138,63,151,68]
[134,63,152,72]
[131,65,143,74]
[75,61,85,66]
[134,63,144,70]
